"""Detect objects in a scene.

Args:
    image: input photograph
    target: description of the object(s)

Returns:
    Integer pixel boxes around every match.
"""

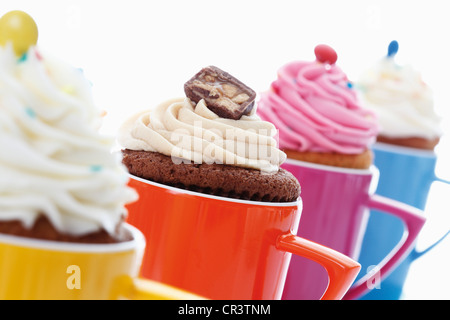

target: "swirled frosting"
[357,58,442,139]
[258,60,378,154]
[0,44,137,236]
[118,97,286,172]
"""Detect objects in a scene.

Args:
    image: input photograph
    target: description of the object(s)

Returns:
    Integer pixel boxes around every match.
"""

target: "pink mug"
[281,159,426,300]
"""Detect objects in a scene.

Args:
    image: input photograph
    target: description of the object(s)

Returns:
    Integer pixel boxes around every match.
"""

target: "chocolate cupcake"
[119,66,300,202]
[0,11,137,243]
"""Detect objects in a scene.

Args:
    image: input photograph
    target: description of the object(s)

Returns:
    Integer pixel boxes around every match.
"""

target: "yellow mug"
[0,223,204,300]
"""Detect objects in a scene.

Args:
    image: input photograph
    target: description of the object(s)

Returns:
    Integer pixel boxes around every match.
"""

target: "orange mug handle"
[277,234,361,300]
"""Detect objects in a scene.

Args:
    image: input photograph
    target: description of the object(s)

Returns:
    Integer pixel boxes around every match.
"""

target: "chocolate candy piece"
[184,66,256,120]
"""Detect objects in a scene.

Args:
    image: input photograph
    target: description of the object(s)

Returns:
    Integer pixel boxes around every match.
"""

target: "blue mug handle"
[410,175,450,261]
[434,175,450,184]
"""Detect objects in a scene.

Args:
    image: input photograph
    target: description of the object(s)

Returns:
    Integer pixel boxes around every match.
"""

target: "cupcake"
[119,66,300,202]
[257,45,379,169]
[357,41,442,150]
[0,11,137,243]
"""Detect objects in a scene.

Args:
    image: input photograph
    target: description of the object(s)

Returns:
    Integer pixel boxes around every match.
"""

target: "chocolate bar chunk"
[184,66,256,120]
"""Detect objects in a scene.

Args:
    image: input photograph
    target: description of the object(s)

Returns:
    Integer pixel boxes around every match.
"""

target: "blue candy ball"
[387,40,399,57]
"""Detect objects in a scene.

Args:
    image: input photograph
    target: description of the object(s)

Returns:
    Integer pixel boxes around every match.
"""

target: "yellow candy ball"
[0,10,38,56]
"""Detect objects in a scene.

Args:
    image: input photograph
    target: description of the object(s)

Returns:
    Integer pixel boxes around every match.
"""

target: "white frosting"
[0,45,137,236]
[118,98,286,172]
[358,58,442,139]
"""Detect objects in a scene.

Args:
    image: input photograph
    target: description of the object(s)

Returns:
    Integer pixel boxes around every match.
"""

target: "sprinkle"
[61,85,75,95]
[89,165,103,172]
[25,107,36,118]
[17,52,28,63]
[347,82,353,89]
[34,49,43,61]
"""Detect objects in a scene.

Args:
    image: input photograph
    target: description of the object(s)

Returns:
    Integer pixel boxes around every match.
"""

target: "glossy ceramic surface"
[125,176,361,300]
[280,159,426,300]
[357,143,450,300]
[0,224,202,300]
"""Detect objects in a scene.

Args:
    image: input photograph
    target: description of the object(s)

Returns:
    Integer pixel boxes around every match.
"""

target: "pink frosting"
[258,61,378,154]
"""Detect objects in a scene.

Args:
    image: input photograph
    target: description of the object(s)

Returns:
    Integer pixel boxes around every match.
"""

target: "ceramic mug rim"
[284,158,379,176]
[128,173,301,208]
[0,223,145,254]
[373,142,437,158]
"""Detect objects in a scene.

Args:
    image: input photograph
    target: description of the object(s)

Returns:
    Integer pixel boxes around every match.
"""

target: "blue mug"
[356,142,450,300]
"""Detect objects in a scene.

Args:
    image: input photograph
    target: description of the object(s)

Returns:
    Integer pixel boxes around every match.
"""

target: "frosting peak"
[258,57,378,154]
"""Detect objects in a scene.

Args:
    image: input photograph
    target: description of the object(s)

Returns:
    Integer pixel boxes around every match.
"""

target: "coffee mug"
[0,223,204,300]
[125,175,361,300]
[357,142,450,300]
[280,159,426,300]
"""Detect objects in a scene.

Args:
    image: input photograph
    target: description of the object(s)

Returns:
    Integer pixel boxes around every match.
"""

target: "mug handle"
[343,194,426,300]
[277,234,361,300]
[411,230,449,260]
[409,175,450,261]
[111,275,206,300]
[434,175,450,185]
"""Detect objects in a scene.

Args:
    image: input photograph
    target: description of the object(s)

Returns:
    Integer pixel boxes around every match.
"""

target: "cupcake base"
[122,149,301,203]
[0,215,132,244]
[283,149,373,169]
[377,135,440,151]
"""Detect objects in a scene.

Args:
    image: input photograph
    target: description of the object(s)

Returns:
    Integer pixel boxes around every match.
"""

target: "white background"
[2,0,449,299]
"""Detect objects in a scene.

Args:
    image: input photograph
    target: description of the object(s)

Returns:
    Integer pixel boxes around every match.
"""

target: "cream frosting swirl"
[0,44,137,236]
[118,98,286,172]
[357,58,442,139]
[258,60,378,154]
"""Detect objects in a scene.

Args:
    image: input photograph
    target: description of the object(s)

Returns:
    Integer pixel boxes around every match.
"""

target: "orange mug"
[126,175,361,300]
